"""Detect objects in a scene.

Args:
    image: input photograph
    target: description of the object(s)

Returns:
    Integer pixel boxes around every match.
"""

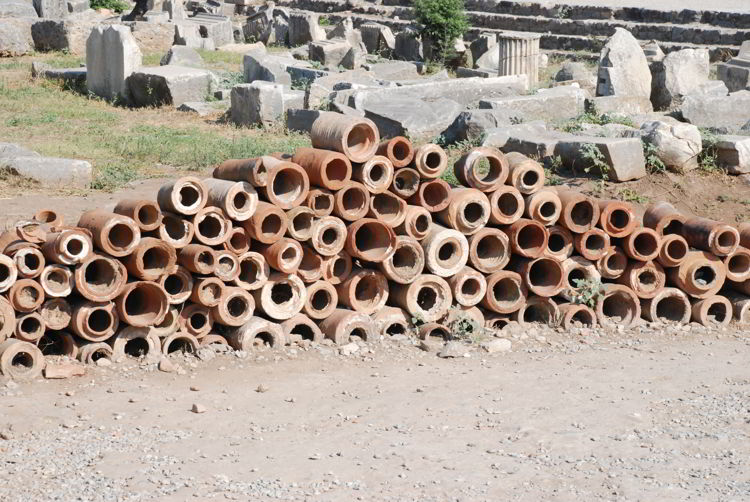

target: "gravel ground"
[1,322,749,502]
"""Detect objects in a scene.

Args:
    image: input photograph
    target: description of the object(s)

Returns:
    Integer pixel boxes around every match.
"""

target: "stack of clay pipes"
[1,111,750,380]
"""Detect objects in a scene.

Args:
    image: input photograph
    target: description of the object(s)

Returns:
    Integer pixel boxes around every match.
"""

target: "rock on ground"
[638,120,702,173]
[597,27,651,99]
[86,24,142,101]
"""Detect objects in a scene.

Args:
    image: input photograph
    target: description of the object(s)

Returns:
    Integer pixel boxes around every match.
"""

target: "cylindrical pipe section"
[0,254,18,294]
[372,306,410,337]
[202,178,258,221]
[643,201,686,235]
[596,246,628,280]
[190,277,225,307]
[212,287,255,327]
[598,200,636,238]
[332,181,370,221]
[683,217,740,257]
[38,331,78,358]
[259,157,310,209]
[641,287,690,323]
[156,176,207,216]
[559,256,601,302]
[253,237,303,274]
[110,326,160,362]
[192,206,231,246]
[223,226,251,255]
[76,210,140,257]
[305,188,335,217]
[0,339,44,380]
[215,251,240,282]
[510,256,565,297]
[352,155,394,194]
[408,179,451,213]
[303,280,338,320]
[233,251,270,291]
[41,229,92,266]
[377,136,414,168]
[122,237,177,281]
[213,157,266,187]
[285,206,315,242]
[523,188,561,227]
[292,147,352,190]
[723,247,750,282]
[8,278,45,313]
[667,251,726,299]
[368,191,408,228]
[414,144,448,179]
[281,313,324,345]
[388,274,452,323]
[554,189,600,234]
[618,260,666,299]
[467,227,510,274]
[251,272,307,320]
[690,295,732,327]
[437,188,491,235]
[33,209,63,228]
[161,332,200,355]
[77,342,113,365]
[159,265,194,304]
[9,244,45,279]
[70,300,119,342]
[320,251,352,285]
[421,224,469,277]
[505,152,544,194]
[335,267,389,314]
[152,211,194,249]
[558,303,597,329]
[74,254,127,302]
[40,298,71,332]
[573,228,610,261]
[115,282,168,327]
[310,112,379,163]
[481,270,527,314]
[39,264,73,298]
[595,284,641,328]
[394,205,432,241]
[113,199,162,231]
[389,167,420,200]
[512,297,559,327]
[177,244,216,275]
[724,290,750,324]
[14,312,45,343]
[656,234,689,268]
[242,201,288,244]
[378,236,425,284]
[179,303,213,338]
[296,245,323,283]
[503,218,548,259]
[317,309,373,345]
[448,266,487,307]
[309,216,347,257]
[489,185,524,226]
[454,147,508,191]
[226,316,285,351]
[544,225,574,262]
[345,218,397,262]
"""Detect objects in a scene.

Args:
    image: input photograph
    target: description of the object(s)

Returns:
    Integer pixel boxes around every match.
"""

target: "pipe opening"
[415,214,430,233]
[137,205,159,226]
[474,156,501,183]
[497,192,519,217]
[290,214,313,236]
[18,284,40,307]
[322,227,338,245]
[142,247,169,274]
[655,296,687,322]
[633,233,657,256]
[548,233,565,252]
[349,327,367,340]
[393,170,418,191]
[124,337,150,358]
[392,247,417,272]
[693,266,716,286]
[163,274,184,295]
[198,214,223,238]
[163,216,187,241]
[461,278,480,296]
[11,352,33,369]
[202,283,222,303]
[522,170,539,187]
[539,201,557,219]
[529,259,562,289]
[353,222,390,260]
[291,323,316,341]
[332,257,348,279]
[707,302,728,323]
[426,326,448,339]
[425,152,442,170]
[609,209,629,230]
[417,286,437,310]
[325,158,349,183]
[392,141,410,162]
[179,185,200,208]
[523,303,553,324]
[66,237,84,256]
[108,223,135,251]
[638,270,657,290]
[571,309,594,326]
[197,251,214,269]
[271,283,293,305]
[373,194,400,217]
[422,183,448,207]
[717,230,737,249]
[311,289,331,311]
[493,278,520,305]
[38,333,68,355]
[464,202,485,224]
[281,246,298,265]
[167,337,194,354]
[123,285,163,324]
[369,163,385,182]
[729,253,750,275]
[585,234,606,252]
[253,331,275,347]
[385,322,406,335]
[568,268,585,285]
[90,349,109,362]
[238,259,260,284]
[342,187,366,212]
[662,219,683,236]
[313,194,332,211]
[0,264,9,283]
[23,253,41,271]
[488,318,509,329]
[20,316,42,336]
[354,275,380,307]
[217,255,236,276]
[157,309,175,329]
[88,309,112,333]
[606,252,627,273]
[571,201,594,226]
[272,169,304,204]
[47,269,67,289]
[190,312,207,330]
[602,294,630,321]
[232,191,250,212]
[35,210,57,223]
[227,296,249,317]
[346,124,374,158]
[517,225,545,254]
[436,240,460,268]
[665,239,687,261]
[260,213,282,238]
[476,234,505,267]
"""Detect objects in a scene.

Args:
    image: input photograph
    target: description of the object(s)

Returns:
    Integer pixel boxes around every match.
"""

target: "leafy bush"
[90,0,130,13]
[414,0,469,62]
[698,128,721,173]
[642,141,666,174]
[571,278,603,308]
[579,142,610,180]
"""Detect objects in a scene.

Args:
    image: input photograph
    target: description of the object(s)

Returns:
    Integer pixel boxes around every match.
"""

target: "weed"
[446,308,487,344]
[90,163,138,191]
[642,141,666,174]
[543,155,564,185]
[90,0,129,12]
[570,278,604,308]
[698,128,721,173]
[579,143,609,180]
[318,16,331,26]
[618,188,648,204]
[561,104,635,133]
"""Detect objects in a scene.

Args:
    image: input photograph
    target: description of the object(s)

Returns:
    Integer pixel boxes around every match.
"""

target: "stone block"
[174,22,215,49]
[363,97,463,142]
[327,17,362,48]
[309,38,351,68]
[502,130,569,158]
[31,18,94,55]
[86,24,142,101]
[717,58,750,93]
[479,85,586,122]
[363,60,421,80]
[160,45,203,66]
[1,0,39,17]
[143,10,170,23]
[442,109,516,144]
[0,18,35,56]
[455,67,494,78]
[395,27,423,62]
[587,95,653,115]
[469,33,496,66]
[597,27,651,99]
[650,48,710,110]
[128,66,216,107]
[555,136,647,182]
[0,143,40,159]
[286,108,321,133]
[306,69,382,109]
[288,10,325,46]
[33,0,67,19]
[32,62,86,89]
[177,100,228,116]
[716,135,750,174]
[0,156,92,188]
[359,22,395,56]
[190,13,232,46]
[480,121,548,149]
[231,81,285,127]
[639,120,702,173]
[217,42,264,54]
[66,0,89,13]
[163,0,186,20]
[681,90,750,132]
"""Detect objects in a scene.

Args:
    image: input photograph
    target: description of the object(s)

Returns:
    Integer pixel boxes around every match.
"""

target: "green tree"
[414,0,469,62]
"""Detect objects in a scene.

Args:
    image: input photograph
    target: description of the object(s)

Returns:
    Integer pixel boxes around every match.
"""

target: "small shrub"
[698,128,721,173]
[618,188,648,204]
[90,0,130,12]
[414,0,469,62]
[318,17,331,26]
[579,142,609,180]
[543,155,564,185]
[642,141,666,174]
[571,278,604,308]
[446,308,486,344]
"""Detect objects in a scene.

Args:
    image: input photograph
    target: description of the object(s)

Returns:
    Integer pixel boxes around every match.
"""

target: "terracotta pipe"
[352,155,394,194]
[408,179,451,213]
[74,254,127,302]
[523,188,561,226]
[285,206,315,242]
[320,250,352,285]
[156,176,207,216]
[291,147,352,190]
[437,187,491,235]
[213,157,267,187]
[0,254,18,293]
[303,280,338,320]
[41,229,92,266]
[596,246,628,279]
[368,191,407,227]
[510,256,565,297]
[113,199,162,231]
[389,167,420,199]
[513,297,559,326]
[77,342,113,365]
[618,260,666,299]
[305,188,335,217]
[0,231,21,254]
[572,228,610,261]
[14,312,45,343]
[595,284,641,328]
[418,322,450,340]
[544,225,574,262]
[447,266,487,307]
[345,218,397,262]
[39,298,71,331]
[115,281,169,327]
[421,224,469,277]
[178,303,213,338]
[159,265,194,304]
[467,227,510,274]
[483,313,514,332]
[226,316,285,351]
[413,144,448,179]
[215,251,241,282]
[656,234,689,268]
[667,251,726,299]
[552,189,600,234]
[252,237,303,274]
[223,226,251,255]
[39,264,73,297]
[559,256,601,302]
[377,136,414,168]
[151,211,194,249]
[161,332,200,355]
[502,218,548,259]
[0,297,15,342]
[177,244,216,275]
[388,274,451,322]
[311,112,379,161]
[70,300,119,342]
[309,216,347,257]
[192,206,231,246]
[597,200,636,238]
[77,210,140,257]
[318,309,373,345]
[372,306,410,337]
[122,237,177,281]
[723,290,750,324]
[443,305,485,330]
[242,201,288,244]
[200,334,229,348]
[332,181,370,221]
[33,209,63,228]
[251,272,306,320]
[739,222,750,249]
[641,287,690,323]
[297,246,323,283]
[0,339,44,380]
[722,247,750,282]
[690,295,732,327]
[212,287,255,327]
[8,278,44,312]
[281,313,324,345]
[480,270,527,314]
[378,236,425,284]
[335,267,389,314]
[258,157,310,209]
[643,201,686,235]
[454,146,508,191]
[110,326,160,362]
[682,217,740,257]
[557,303,597,329]
[7,244,45,279]
[233,251,270,291]
[394,205,432,241]
[14,220,48,244]
[505,152,544,194]
[202,178,258,221]
[489,185,524,225]
[152,306,180,338]
[190,277,225,307]
[37,331,78,358]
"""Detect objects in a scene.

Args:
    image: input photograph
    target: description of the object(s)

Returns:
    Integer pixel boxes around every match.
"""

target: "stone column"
[497,31,541,86]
